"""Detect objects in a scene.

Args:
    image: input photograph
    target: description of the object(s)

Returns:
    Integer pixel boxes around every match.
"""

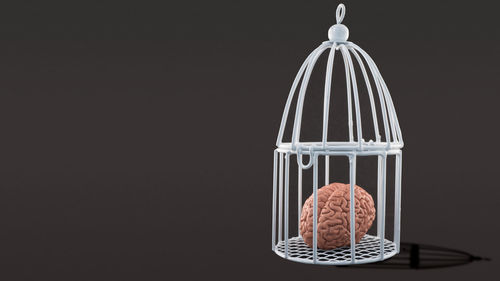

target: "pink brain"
[299,182,376,250]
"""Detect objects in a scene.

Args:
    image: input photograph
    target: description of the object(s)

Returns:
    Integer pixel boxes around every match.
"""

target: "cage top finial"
[329,4,349,42]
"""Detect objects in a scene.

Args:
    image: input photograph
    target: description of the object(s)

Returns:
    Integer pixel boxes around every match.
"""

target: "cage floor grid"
[274,234,397,265]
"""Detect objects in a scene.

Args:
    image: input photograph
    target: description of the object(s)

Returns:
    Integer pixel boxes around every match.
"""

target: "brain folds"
[299,182,376,250]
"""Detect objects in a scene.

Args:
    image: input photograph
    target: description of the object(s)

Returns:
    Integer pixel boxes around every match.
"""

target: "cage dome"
[271,4,404,265]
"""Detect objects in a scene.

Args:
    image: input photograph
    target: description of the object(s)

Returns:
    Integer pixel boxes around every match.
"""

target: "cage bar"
[284,152,290,258]
[394,152,402,252]
[278,152,283,242]
[349,155,357,263]
[272,150,278,250]
[312,154,319,263]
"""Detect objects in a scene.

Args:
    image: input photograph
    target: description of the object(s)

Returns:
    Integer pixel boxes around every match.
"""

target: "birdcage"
[271,4,403,265]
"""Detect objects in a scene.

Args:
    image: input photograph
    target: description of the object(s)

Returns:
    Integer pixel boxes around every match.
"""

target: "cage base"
[274,234,397,265]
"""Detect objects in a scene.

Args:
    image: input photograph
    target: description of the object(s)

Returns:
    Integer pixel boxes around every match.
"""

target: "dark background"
[0,0,499,280]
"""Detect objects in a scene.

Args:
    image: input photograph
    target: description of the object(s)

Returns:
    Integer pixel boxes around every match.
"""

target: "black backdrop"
[0,0,499,280]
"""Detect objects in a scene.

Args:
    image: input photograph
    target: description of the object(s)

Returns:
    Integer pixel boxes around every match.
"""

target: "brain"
[299,182,375,250]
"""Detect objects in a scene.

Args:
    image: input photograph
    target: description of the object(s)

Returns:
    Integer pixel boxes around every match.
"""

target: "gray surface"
[0,0,499,280]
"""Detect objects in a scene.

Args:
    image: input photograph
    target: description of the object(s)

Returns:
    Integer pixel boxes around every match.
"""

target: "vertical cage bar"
[298,163,302,234]
[341,46,363,146]
[272,150,278,250]
[322,46,336,147]
[340,48,354,142]
[278,152,284,242]
[312,154,318,264]
[349,155,357,263]
[284,152,290,258]
[376,155,383,237]
[394,152,403,252]
[325,155,330,185]
[379,154,387,260]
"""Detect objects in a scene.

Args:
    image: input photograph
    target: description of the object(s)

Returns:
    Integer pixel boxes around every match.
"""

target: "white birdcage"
[272,4,403,265]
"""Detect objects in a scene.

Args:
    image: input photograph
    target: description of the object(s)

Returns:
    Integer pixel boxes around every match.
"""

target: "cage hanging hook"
[297,146,315,170]
[336,3,346,24]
